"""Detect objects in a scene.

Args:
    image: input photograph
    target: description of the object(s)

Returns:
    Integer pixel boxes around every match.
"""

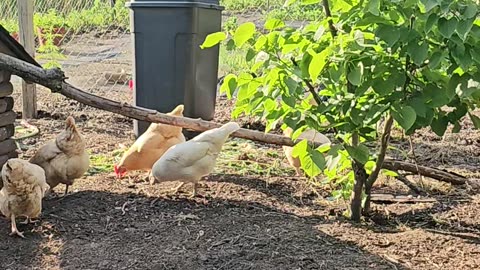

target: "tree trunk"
[350,160,367,222]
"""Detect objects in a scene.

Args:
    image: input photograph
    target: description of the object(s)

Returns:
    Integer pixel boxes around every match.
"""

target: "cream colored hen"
[0,158,50,238]
[151,122,240,197]
[30,116,89,196]
[114,104,185,179]
[282,127,331,176]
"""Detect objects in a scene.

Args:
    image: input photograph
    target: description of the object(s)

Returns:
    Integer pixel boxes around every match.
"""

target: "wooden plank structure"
[0,24,42,169]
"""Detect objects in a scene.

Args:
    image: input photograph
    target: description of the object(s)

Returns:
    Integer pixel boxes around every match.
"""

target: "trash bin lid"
[126,0,224,10]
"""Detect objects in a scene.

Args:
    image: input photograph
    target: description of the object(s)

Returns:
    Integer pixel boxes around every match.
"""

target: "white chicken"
[0,158,50,238]
[151,122,240,197]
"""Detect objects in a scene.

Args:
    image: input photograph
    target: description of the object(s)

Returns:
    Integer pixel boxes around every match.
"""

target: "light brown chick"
[0,158,49,238]
[30,116,89,196]
[114,104,186,179]
[283,127,331,176]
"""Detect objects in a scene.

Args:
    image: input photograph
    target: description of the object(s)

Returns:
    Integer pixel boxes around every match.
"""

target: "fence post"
[17,0,37,119]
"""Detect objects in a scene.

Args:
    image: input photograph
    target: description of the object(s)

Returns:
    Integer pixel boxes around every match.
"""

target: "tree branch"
[322,0,337,37]
[366,114,393,187]
[0,53,467,186]
[290,57,323,105]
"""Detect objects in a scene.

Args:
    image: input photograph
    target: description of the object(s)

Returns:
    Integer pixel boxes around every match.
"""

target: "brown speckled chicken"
[114,104,186,179]
[30,116,89,196]
[0,158,49,238]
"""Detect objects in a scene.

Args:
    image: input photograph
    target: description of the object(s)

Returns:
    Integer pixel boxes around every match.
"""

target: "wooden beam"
[0,124,14,141]
[0,139,17,156]
[17,0,37,119]
[0,111,16,127]
[0,81,13,98]
[0,97,14,113]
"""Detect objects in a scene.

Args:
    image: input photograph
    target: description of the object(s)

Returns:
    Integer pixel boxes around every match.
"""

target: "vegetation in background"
[203,0,480,221]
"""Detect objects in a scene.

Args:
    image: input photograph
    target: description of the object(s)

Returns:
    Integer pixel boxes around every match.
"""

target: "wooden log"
[0,81,13,98]
[0,111,16,127]
[0,139,17,156]
[0,97,14,113]
[18,0,37,119]
[370,193,437,204]
[0,70,11,83]
[0,124,14,141]
[382,159,466,185]
[0,52,468,186]
[0,151,19,189]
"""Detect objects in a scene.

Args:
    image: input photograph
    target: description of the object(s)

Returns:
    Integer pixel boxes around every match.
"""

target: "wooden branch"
[0,53,468,186]
[367,115,393,187]
[396,174,425,195]
[370,193,437,204]
[321,0,337,37]
[0,81,13,97]
[383,159,466,185]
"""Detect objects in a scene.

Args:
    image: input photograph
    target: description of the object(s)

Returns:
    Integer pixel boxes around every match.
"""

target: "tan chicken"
[151,122,240,197]
[0,158,50,238]
[282,127,331,176]
[114,104,186,179]
[30,116,89,196]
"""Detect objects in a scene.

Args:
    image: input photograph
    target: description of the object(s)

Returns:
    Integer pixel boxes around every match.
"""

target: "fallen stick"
[370,194,437,204]
[0,53,467,185]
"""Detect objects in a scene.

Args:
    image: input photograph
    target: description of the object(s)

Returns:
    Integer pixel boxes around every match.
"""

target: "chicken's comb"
[113,165,119,174]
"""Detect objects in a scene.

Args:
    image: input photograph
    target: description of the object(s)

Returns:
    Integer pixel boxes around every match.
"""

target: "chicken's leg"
[294,167,302,177]
[9,214,25,238]
[171,182,185,194]
[190,182,198,198]
[20,217,39,225]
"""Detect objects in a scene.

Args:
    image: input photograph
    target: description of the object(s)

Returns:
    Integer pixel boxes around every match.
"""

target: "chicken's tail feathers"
[65,116,77,132]
[169,104,184,116]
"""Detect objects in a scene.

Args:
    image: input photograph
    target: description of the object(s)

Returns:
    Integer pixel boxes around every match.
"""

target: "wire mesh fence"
[0,0,324,95]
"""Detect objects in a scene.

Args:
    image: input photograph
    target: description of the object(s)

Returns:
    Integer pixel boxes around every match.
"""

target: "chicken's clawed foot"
[19,217,38,225]
[10,215,25,238]
[172,182,185,194]
[190,183,197,198]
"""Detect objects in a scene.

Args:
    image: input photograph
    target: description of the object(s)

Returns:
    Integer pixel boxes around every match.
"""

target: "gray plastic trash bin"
[126,0,224,137]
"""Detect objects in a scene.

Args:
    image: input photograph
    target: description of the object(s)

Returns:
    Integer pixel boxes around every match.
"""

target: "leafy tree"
[202,0,480,221]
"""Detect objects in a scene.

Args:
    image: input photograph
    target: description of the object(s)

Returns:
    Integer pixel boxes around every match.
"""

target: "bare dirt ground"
[1,32,480,270]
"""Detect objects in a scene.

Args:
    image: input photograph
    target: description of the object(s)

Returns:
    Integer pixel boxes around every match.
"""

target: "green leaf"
[431,115,449,136]
[456,18,474,40]
[463,3,478,19]
[200,32,226,49]
[308,49,329,81]
[407,40,429,66]
[392,106,417,130]
[301,0,321,5]
[428,51,444,69]
[366,0,380,16]
[246,48,256,62]
[292,139,307,158]
[220,74,237,99]
[233,22,256,47]
[375,25,400,47]
[438,17,458,38]
[264,18,285,30]
[421,0,440,12]
[372,77,395,96]
[408,97,427,117]
[347,62,363,86]
[344,144,369,164]
[425,13,438,33]
[469,113,480,129]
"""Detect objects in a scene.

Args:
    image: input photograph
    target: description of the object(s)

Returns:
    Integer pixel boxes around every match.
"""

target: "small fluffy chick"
[114,105,185,179]
[30,116,89,196]
[151,122,240,197]
[0,158,49,238]
[283,127,331,176]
